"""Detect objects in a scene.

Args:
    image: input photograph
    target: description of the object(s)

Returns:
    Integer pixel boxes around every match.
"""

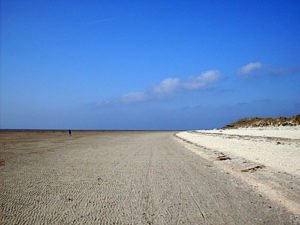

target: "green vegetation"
[223,115,300,129]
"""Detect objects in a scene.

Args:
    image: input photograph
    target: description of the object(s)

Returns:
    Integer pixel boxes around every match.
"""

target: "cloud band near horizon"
[97,62,297,105]
[98,70,220,105]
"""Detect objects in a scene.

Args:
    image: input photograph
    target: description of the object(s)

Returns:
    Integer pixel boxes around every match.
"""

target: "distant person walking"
[68,129,72,136]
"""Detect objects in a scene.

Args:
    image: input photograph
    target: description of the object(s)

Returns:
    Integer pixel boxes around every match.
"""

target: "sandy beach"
[1,130,299,224]
[2,0,299,223]
[177,126,300,176]
[176,126,300,217]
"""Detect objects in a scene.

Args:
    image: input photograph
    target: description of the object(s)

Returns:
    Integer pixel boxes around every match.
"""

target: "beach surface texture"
[177,126,300,176]
[1,130,300,224]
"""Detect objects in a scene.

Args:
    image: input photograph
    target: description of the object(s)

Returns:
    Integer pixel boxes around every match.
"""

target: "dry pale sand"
[176,126,300,218]
[177,127,300,176]
[199,126,300,139]
[1,131,299,224]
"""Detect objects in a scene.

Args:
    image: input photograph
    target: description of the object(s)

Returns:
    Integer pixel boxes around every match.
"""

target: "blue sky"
[1,0,300,130]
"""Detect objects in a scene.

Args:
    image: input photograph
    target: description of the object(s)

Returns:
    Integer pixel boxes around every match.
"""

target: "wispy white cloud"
[120,92,147,103]
[98,70,221,105]
[238,62,300,77]
[152,78,180,96]
[238,62,263,74]
[183,70,220,90]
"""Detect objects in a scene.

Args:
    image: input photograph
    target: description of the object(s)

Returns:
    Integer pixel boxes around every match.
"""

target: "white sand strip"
[196,126,300,139]
[177,128,300,176]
